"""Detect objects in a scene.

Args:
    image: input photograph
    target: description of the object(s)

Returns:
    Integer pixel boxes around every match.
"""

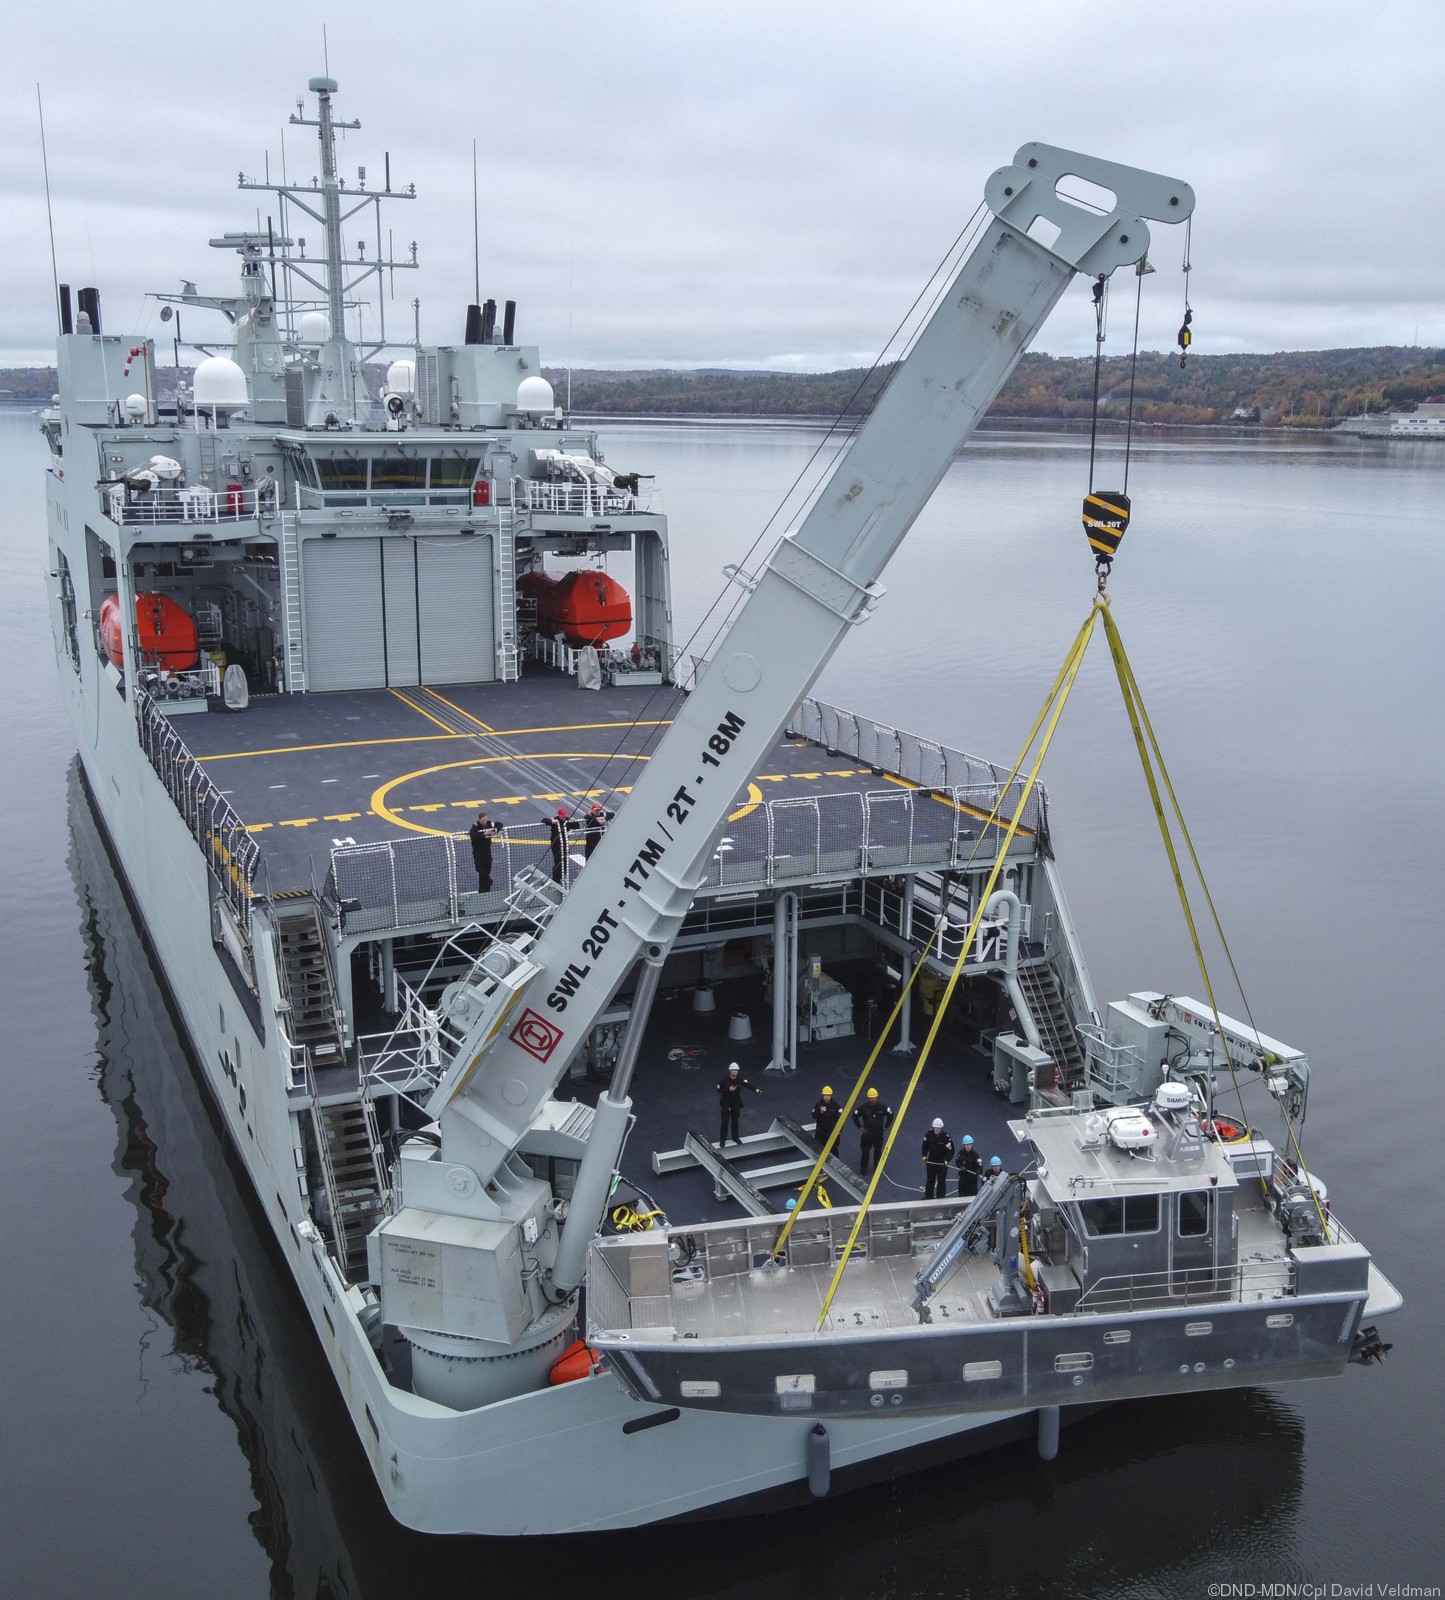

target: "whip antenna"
[36,84,62,334]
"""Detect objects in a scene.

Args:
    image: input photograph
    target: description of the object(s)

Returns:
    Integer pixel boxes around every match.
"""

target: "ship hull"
[48,492,1049,1533]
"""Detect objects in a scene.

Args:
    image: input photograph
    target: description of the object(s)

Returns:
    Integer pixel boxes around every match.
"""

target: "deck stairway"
[310,1097,388,1282]
[1017,962,1085,1086]
[275,904,345,1071]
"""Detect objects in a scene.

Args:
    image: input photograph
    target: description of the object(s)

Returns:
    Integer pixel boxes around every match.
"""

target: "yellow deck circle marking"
[372,753,652,836]
[729,782,764,822]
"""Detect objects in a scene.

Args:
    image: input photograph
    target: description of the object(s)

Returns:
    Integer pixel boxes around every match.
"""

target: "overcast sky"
[3,1,1441,369]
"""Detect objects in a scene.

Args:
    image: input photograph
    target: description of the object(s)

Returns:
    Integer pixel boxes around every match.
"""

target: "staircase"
[275,905,344,1071]
[496,505,519,681]
[310,1098,387,1282]
[1017,963,1086,1085]
[278,511,306,692]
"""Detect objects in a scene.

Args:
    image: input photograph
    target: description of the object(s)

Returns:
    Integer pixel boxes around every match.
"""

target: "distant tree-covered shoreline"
[7,345,1442,426]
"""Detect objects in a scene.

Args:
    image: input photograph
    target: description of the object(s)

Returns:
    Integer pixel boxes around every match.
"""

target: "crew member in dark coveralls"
[468,811,501,892]
[922,1118,955,1199]
[852,1087,894,1175]
[583,801,613,860]
[812,1085,843,1150]
[716,1062,760,1146]
[956,1134,983,1198]
[547,806,572,884]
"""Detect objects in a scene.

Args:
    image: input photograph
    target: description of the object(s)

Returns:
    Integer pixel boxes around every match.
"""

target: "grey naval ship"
[42,79,1400,1534]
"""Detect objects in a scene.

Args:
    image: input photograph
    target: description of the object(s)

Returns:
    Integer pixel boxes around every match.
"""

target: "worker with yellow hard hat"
[852,1086,895,1175]
[811,1084,843,1150]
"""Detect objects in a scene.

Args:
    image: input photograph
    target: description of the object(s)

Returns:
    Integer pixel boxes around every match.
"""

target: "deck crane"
[370,145,1196,1407]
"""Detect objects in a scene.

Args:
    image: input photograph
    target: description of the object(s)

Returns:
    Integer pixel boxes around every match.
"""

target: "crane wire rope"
[768,605,1103,1263]
[568,202,991,807]
[795,613,1100,1324]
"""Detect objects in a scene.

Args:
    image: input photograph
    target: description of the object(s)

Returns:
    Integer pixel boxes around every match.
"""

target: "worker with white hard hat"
[715,1061,761,1147]
[921,1117,955,1200]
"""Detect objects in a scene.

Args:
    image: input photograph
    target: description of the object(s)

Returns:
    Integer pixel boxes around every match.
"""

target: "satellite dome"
[123,393,147,419]
[517,375,555,414]
[386,358,416,395]
[193,356,250,408]
[297,311,330,344]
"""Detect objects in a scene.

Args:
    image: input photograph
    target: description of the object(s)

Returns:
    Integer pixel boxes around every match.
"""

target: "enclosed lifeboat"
[99,592,199,671]
[519,568,631,647]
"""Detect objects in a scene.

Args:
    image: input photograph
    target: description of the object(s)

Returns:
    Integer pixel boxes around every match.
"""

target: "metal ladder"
[496,504,519,681]
[278,511,306,692]
[309,1095,388,1282]
[1017,963,1086,1084]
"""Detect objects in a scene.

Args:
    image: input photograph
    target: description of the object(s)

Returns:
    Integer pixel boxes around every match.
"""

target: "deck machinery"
[42,80,1398,1533]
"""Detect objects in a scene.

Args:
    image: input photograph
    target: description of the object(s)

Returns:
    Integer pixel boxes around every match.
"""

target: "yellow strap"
[1099,603,1324,1227]
[814,607,1100,1327]
[770,605,1103,1263]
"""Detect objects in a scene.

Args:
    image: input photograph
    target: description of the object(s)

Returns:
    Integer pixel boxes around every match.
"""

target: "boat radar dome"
[517,375,555,414]
[192,356,250,409]
[385,358,416,395]
[297,311,330,345]
[124,393,147,420]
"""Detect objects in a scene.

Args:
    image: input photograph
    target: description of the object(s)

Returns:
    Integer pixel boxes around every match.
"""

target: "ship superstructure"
[43,81,1398,1534]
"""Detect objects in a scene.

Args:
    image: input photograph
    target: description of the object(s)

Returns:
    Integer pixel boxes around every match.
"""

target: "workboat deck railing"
[1074,1259,1295,1314]
[134,688,262,933]
[328,780,1041,936]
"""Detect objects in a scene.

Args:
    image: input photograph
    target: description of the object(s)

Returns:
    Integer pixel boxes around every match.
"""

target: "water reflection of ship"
[69,755,1308,1595]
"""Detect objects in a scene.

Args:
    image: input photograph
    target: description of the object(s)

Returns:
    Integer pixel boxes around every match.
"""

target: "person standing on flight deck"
[583,801,614,860]
[468,810,501,893]
[716,1063,761,1147]
[547,806,572,884]
[853,1087,894,1175]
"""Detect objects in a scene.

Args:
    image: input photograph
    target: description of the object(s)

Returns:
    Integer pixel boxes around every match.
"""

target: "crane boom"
[421,147,1193,1278]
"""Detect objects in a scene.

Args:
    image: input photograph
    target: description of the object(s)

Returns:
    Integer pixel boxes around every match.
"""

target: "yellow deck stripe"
[422,685,496,734]
[390,687,457,735]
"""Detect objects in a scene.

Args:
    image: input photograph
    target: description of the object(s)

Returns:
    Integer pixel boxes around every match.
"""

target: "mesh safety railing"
[134,690,261,931]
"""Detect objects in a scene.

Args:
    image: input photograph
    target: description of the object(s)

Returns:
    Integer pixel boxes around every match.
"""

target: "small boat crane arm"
[419,146,1194,1308]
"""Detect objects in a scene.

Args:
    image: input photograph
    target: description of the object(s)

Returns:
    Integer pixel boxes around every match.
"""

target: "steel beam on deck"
[769,1114,870,1203]
[652,1117,815,1175]
[681,1131,775,1216]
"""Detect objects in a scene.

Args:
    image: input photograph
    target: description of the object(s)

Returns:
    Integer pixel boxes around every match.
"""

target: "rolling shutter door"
[381,538,420,687]
[417,534,494,684]
[302,538,386,691]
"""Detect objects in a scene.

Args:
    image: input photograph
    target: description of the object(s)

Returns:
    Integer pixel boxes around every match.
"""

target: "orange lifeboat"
[99,592,200,671]
[520,568,631,647]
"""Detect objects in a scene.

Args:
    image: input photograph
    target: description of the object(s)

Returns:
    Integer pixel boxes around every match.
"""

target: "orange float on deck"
[99,592,200,671]
[520,568,631,647]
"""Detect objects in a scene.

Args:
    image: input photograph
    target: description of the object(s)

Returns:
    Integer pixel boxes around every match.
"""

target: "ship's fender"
[806,1423,831,1497]
[548,1339,601,1385]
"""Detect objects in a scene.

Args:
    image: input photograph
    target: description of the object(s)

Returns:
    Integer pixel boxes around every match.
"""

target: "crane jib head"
[985,143,1195,280]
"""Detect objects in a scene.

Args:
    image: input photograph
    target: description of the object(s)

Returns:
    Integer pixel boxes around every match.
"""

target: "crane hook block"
[1083,490,1131,563]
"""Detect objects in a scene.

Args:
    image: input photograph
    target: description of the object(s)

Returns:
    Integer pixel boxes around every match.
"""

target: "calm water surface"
[0,409,1440,1597]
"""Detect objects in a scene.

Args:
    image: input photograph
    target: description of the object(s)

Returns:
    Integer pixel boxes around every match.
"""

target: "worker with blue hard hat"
[956,1133,983,1198]
[988,1156,1004,1174]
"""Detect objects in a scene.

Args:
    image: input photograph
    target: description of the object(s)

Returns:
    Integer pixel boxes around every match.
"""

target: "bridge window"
[429,455,479,488]
[371,454,425,490]
[316,458,367,492]
[1080,1194,1159,1236]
